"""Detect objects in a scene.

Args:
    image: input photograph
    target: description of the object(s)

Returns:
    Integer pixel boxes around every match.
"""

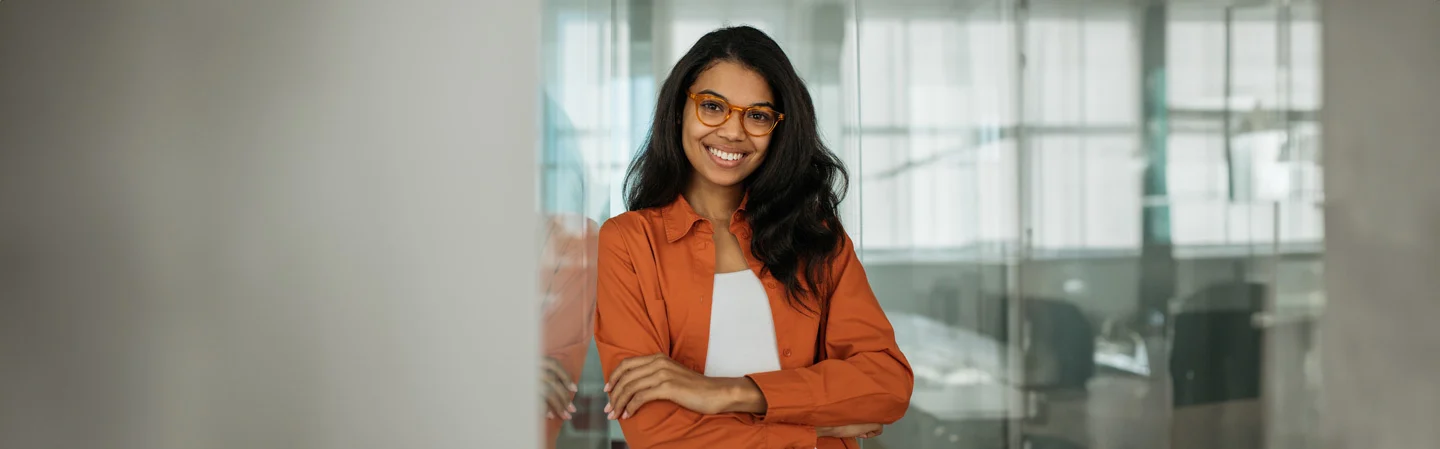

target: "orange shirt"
[594,195,914,449]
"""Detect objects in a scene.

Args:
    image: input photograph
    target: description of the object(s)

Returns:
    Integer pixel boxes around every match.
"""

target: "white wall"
[0,1,540,448]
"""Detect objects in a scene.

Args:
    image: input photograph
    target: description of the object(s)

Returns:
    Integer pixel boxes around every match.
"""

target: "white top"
[703,270,782,377]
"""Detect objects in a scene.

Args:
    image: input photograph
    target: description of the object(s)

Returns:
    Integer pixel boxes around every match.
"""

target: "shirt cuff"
[765,422,817,448]
[746,369,815,424]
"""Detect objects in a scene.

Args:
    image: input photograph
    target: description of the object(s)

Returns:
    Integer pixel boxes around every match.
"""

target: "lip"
[704,144,750,169]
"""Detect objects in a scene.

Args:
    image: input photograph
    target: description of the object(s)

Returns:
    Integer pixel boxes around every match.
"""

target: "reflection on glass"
[538,212,599,446]
[538,89,604,448]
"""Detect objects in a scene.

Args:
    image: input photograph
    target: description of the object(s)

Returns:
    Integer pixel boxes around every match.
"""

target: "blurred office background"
[540,0,1329,447]
[2,1,1435,448]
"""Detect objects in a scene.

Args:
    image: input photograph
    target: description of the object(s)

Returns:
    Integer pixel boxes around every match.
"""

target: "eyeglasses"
[686,92,785,137]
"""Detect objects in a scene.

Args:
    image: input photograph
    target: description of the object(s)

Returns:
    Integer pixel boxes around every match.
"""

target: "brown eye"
[700,99,726,112]
[747,110,776,124]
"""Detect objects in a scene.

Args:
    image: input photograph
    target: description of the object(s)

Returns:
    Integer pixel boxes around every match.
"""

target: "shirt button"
[783,349,792,357]
[765,281,779,289]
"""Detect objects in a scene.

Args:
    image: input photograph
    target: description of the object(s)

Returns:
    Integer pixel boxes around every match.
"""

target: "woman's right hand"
[817,423,883,439]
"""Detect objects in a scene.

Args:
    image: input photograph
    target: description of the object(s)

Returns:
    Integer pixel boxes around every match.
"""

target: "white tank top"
[703,270,782,377]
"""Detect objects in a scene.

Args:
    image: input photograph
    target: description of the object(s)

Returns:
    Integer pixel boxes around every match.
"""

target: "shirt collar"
[661,193,749,243]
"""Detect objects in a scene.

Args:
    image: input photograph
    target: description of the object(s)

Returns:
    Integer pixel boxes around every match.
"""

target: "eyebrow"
[698,89,776,109]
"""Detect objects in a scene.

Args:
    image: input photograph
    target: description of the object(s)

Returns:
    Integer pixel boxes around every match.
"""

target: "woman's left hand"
[604,353,762,419]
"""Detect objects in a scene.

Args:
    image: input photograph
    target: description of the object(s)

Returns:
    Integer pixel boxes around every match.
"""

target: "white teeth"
[708,146,743,162]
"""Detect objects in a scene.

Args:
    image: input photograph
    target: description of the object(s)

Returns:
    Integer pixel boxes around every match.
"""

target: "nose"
[715,112,746,141]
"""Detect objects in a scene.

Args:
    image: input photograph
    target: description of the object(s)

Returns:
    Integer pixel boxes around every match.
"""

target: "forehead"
[690,60,774,106]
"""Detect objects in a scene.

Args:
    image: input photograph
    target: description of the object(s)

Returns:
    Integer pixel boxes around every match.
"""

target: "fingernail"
[562,412,572,420]
[603,383,611,392]
[567,403,577,413]
[607,411,616,420]
[547,411,554,420]
[622,411,631,419]
[604,403,612,413]
[568,383,578,392]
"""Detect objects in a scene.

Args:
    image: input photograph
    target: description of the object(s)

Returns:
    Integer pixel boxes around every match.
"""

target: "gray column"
[0,1,541,448]
[1321,1,1440,448]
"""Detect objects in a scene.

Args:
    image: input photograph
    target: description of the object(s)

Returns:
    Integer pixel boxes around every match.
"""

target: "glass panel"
[854,1,1024,448]
[1013,2,1324,449]
[540,1,1323,448]
[540,0,620,447]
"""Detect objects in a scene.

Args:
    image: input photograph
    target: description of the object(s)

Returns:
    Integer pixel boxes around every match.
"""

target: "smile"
[707,146,749,168]
[708,146,745,161]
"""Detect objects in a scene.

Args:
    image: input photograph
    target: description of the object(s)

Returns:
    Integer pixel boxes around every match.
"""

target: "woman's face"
[681,60,774,190]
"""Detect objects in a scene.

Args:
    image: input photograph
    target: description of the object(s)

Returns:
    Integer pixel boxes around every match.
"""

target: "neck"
[682,178,744,223]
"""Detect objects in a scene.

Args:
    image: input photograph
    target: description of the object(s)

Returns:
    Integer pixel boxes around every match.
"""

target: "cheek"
[681,115,709,143]
[748,137,772,162]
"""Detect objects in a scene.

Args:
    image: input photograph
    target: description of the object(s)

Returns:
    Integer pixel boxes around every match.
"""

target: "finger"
[544,359,577,392]
[606,356,666,408]
[542,377,572,419]
[604,355,651,393]
[622,384,667,419]
[605,356,649,392]
[605,358,641,410]
[609,365,670,419]
[605,353,664,393]
[613,370,671,419]
[840,424,879,439]
[543,384,568,419]
[543,376,571,402]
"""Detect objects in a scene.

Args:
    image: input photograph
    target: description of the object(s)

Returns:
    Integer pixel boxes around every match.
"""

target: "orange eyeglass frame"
[687,92,785,137]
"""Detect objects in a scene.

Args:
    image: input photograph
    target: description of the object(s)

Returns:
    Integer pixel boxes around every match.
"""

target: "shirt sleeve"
[593,216,818,449]
[746,233,915,427]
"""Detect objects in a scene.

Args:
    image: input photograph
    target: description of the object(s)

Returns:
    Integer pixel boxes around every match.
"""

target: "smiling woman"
[594,26,914,449]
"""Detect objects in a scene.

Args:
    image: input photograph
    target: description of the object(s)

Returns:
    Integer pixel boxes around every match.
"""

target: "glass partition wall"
[538,0,1323,447]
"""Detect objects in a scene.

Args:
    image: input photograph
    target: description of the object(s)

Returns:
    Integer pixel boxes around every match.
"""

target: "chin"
[698,171,747,188]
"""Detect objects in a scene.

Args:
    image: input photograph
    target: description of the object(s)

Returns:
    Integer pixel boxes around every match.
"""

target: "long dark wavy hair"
[624,26,849,315]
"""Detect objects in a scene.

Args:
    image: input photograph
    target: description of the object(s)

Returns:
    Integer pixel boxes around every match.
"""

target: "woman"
[595,26,913,448]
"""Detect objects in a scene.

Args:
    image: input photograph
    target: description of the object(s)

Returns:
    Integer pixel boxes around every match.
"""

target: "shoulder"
[827,221,857,255]
[600,210,654,237]
[598,209,662,251]
[826,227,861,272]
